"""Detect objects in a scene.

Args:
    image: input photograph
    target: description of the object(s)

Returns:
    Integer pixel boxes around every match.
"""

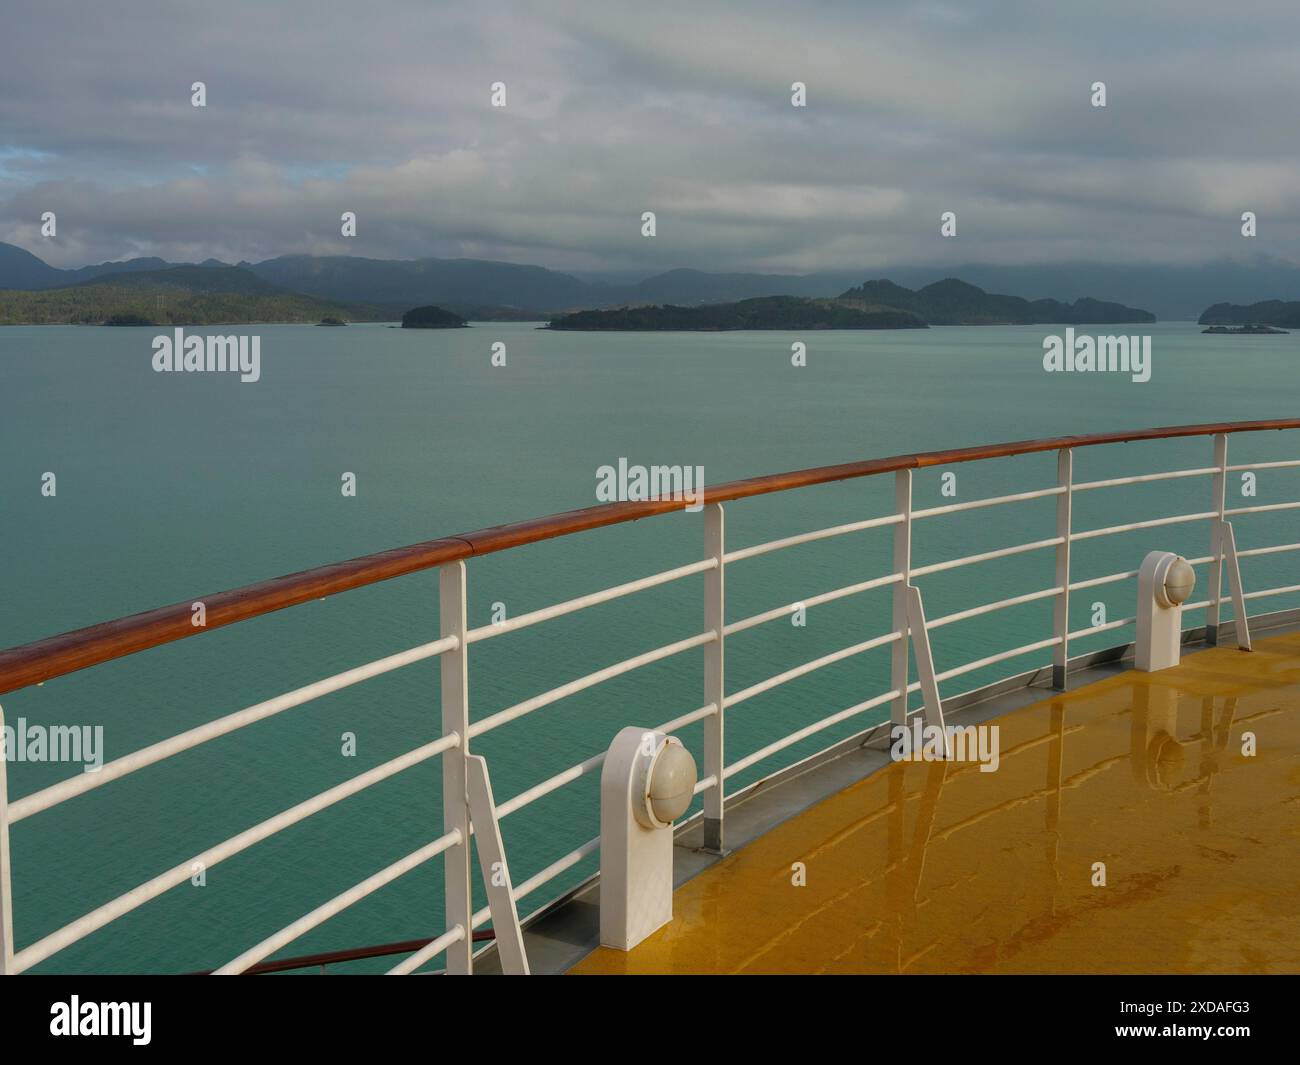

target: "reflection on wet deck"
[571,633,1300,974]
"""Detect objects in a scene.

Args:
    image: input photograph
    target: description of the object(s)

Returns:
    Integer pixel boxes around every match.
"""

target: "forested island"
[1200,300,1300,328]
[836,279,1153,325]
[548,296,926,331]
[400,305,468,328]
[1202,324,1288,334]
[0,264,382,325]
[547,279,1153,331]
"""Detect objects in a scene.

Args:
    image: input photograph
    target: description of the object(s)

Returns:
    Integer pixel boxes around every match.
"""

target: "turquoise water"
[1,320,1297,973]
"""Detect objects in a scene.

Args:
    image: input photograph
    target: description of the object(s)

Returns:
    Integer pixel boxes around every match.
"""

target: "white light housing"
[600,727,696,951]
[1160,556,1195,607]
[1137,550,1192,671]
[635,736,697,829]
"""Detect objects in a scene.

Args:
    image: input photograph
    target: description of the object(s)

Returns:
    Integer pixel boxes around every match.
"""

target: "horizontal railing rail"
[4,417,1298,695]
[1,418,1298,975]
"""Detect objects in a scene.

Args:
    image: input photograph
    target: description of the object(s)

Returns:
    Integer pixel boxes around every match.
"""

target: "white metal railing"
[912,485,1065,519]
[468,630,717,738]
[724,512,902,563]
[465,557,716,643]
[1,428,1298,975]
[6,635,460,825]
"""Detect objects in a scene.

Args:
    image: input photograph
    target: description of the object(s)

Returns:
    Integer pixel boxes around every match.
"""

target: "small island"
[1202,324,1289,335]
[401,305,468,329]
[317,316,348,327]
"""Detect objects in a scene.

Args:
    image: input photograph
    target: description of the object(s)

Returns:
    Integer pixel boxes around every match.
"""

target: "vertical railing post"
[0,703,14,975]
[891,469,913,726]
[1207,434,1229,646]
[1052,448,1073,690]
[702,503,726,854]
[440,561,473,974]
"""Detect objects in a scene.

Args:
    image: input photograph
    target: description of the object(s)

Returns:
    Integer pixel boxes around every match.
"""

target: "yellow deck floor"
[571,634,1300,974]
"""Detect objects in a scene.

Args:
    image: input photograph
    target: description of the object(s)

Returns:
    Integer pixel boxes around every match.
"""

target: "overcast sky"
[3,0,1300,273]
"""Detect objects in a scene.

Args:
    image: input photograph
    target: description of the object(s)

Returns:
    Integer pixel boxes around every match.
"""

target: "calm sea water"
[1,320,1297,973]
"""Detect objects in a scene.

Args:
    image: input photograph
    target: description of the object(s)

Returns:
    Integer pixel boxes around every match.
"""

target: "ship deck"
[567,632,1300,975]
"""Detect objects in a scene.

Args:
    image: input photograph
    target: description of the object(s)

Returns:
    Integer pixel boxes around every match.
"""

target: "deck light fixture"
[599,728,697,951]
[1137,551,1196,671]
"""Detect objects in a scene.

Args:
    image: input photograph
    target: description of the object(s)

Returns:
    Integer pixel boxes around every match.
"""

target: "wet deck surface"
[570,634,1300,974]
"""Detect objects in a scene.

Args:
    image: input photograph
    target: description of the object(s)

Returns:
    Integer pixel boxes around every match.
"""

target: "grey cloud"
[2,0,1299,272]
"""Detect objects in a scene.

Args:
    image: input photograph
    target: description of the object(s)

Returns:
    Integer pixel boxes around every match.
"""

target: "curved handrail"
[2,417,1297,695]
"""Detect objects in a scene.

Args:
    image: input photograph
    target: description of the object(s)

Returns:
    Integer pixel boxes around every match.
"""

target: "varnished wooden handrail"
[1,418,1296,695]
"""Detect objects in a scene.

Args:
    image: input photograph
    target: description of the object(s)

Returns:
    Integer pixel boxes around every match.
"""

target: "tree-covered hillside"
[1199,300,1300,327]
[0,270,387,325]
[548,296,927,330]
[838,278,1154,325]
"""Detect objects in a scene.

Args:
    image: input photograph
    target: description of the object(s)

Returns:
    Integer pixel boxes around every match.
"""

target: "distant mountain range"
[0,243,606,315]
[245,254,599,313]
[71,263,296,297]
[0,242,232,289]
[2,241,1298,322]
